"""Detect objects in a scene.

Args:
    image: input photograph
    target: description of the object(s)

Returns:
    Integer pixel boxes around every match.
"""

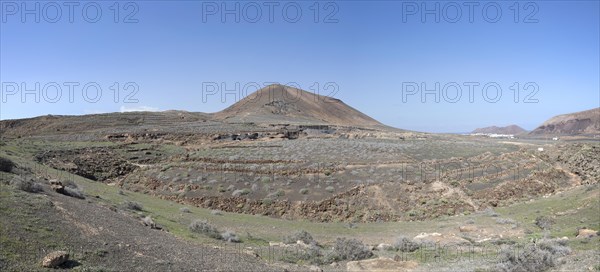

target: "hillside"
[213,84,386,128]
[0,85,393,138]
[529,108,600,136]
[472,125,527,135]
[0,111,211,138]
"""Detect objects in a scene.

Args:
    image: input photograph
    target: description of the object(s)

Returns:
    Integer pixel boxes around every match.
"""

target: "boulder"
[577,228,598,238]
[296,240,311,248]
[49,179,65,194]
[376,243,393,251]
[269,241,285,247]
[413,232,470,246]
[459,225,477,232]
[41,251,69,268]
[347,257,418,272]
[308,265,323,272]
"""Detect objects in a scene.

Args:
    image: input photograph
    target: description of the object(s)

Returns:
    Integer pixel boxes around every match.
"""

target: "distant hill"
[0,84,394,138]
[529,108,600,136]
[0,111,211,137]
[213,84,387,128]
[472,125,527,135]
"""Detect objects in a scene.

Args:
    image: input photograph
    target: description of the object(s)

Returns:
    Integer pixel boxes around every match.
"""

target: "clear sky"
[1,1,598,132]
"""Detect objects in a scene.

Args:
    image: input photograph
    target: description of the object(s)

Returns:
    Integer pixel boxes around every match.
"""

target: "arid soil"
[0,181,280,272]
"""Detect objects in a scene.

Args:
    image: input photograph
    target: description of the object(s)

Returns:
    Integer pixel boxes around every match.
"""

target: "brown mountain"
[529,108,600,136]
[0,85,392,138]
[213,84,386,128]
[472,125,527,135]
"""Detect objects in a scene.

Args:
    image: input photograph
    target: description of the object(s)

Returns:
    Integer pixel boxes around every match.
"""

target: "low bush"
[188,220,222,240]
[331,238,373,261]
[64,186,85,199]
[180,207,191,213]
[394,236,420,252]
[484,207,499,217]
[496,218,517,225]
[278,244,323,265]
[220,231,241,243]
[283,230,316,245]
[232,188,251,197]
[0,157,15,172]
[495,239,571,272]
[11,176,43,193]
[122,201,144,211]
[535,216,554,230]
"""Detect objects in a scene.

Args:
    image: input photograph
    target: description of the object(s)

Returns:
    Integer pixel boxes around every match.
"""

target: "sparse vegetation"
[220,231,240,243]
[179,207,191,213]
[331,237,373,261]
[64,186,85,199]
[495,239,571,272]
[283,230,316,245]
[11,176,43,193]
[535,216,555,230]
[122,201,144,211]
[485,208,499,217]
[394,236,420,252]
[278,243,324,265]
[188,219,222,240]
[1,110,598,271]
[232,188,251,197]
[496,218,517,225]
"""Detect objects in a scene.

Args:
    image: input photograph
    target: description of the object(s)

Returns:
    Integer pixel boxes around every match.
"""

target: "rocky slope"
[529,108,599,136]
[213,84,387,128]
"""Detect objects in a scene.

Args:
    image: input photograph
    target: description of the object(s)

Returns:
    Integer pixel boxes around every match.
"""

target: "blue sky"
[1,1,598,132]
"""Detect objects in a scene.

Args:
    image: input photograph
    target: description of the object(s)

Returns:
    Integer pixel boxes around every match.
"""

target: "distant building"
[470,133,515,139]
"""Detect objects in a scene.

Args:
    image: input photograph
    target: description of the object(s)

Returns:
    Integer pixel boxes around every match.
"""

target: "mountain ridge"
[529,108,600,136]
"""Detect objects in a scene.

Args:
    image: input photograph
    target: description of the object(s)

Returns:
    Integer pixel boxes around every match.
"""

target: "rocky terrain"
[214,84,388,128]
[1,87,598,271]
[529,107,600,136]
